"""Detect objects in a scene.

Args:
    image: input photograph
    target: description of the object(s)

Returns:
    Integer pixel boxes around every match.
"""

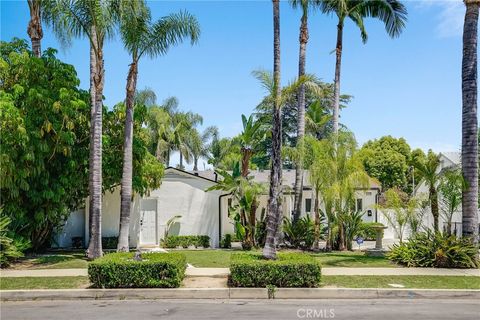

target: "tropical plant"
[262,0,282,260]
[378,188,418,243]
[188,126,217,171]
[164,215,182,241]
[282,215,315,249]
[387,230,479,268]
[343,210,364,250]
[0,211,31,267]
[439,169,463,235]
[117,2,199,252]
[413,150,441,232]
[319,0,407,133]
[461,0,479,246]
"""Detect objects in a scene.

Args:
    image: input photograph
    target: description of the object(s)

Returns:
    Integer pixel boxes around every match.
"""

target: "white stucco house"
[55,167,382,249]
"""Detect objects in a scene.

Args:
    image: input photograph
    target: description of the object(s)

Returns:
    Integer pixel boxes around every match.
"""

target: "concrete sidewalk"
[1,267,479,278]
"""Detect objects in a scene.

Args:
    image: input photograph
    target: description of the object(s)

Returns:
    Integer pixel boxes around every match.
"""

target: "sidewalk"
[1,267,479,278]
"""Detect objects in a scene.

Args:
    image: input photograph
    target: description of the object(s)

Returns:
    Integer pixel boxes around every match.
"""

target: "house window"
[305,198,312,213]
[356,199,363,212]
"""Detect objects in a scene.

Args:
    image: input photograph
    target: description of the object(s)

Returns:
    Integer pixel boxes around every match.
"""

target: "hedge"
[229,252,321,288]
[162,235,210,248]
[88,252,186,288]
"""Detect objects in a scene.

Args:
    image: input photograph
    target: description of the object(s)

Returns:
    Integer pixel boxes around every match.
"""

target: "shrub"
[88,252,186,288]
[102,237,118,249]
[387,230,479,269]
[162,235,210,249]
[357,222,385,241]
[0,214,30,267]
[220,234,232,249]
[229,252,321,287]
[283,216,315,249]
[71,237,83,249]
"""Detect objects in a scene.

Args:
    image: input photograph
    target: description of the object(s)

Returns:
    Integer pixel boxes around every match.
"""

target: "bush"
[282,216,315,249]
[88,252,186,288]
[101,237,118,249]
[162,235,210,249]
[387,230,479,268]
[0,214,30,267]
[357,222,385,241]
[229,252,321,287]
[220,234,232,249]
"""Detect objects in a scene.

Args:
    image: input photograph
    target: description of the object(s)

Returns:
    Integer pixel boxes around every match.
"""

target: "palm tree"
[173,111,203,169]
[319,0,407,133]
[291,0,315,223]
[51,0,119,259]
[413,150,441,232]
[117,2,199,252]
[462,0,479,245]
[238,114,264,177]
[27,0,44,57]
[188,126,217,172]
[263,0,282,260]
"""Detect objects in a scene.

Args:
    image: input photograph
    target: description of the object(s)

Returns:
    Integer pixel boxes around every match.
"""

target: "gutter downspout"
[218,193,231,246]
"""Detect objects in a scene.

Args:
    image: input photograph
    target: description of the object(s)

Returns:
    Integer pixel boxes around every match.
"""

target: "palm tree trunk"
[293,9,309,223]
[193,156,199,171]
[27,1,42,58]
[179,152,183,169]
[332,20,344,134]
[430,186,440,232]
[87,28,104,259]
[462,0,479,246]
[87,41,96,248]
[313,189,320,250]
[117,60,138,252]
[263,0,282,260]
[241,149,252,177]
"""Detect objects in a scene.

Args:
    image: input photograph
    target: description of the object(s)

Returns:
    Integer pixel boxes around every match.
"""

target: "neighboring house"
[55,167,381,249]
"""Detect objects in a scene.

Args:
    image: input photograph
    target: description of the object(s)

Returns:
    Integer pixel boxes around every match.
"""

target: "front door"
[140,199,157,245]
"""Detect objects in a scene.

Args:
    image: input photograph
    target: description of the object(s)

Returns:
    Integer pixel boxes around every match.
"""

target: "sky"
[0,0,475,169]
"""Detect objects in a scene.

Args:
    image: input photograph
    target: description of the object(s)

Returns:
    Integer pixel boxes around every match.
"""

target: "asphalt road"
[1,299,479,320]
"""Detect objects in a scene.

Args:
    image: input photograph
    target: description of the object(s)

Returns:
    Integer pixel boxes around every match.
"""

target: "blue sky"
[0,0,474,168]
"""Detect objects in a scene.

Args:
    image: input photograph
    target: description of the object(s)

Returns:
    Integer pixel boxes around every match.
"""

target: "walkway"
[1,267,479,278]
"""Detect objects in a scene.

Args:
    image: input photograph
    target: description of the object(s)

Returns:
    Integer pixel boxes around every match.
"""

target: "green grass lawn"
[10,252,88,269]
[182,249,395,268]
[0,276,90,290]
[321,276,480,289]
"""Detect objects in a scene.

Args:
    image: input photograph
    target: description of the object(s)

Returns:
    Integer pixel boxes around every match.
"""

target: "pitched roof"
[439,152,461,167]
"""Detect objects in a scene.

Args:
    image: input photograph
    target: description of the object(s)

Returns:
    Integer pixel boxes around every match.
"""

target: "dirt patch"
[182,276,228,288]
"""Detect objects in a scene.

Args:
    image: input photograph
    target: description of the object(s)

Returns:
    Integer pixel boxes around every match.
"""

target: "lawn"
[9,252,88,269]
[0,276,90,290]
[321,276,480,289]
[181,249,395,268]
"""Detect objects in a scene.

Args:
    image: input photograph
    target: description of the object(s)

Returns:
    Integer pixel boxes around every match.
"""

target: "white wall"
[54,209,85,248]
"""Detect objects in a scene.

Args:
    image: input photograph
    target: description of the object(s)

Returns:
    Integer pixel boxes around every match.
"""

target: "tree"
[51,0,120,258]
[439,169,463,235]
[117,1,199,252]
[238,114,265,177]
[319,0,407,133]
[27,0,45,57]
[188,126,217,171]
[263,0,282,260]
[414,150,441,232]
[290,0,315,223]
[461,0,479,246]
[0,40,90,251]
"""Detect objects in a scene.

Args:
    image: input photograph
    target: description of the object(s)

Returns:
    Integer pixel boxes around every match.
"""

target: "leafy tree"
[319,0,407,133]
[117,0,199,252]
[461,0,479,246]
[0,40,90,250]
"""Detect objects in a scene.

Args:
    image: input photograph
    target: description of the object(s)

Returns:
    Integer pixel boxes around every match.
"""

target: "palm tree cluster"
[25,0,201,258]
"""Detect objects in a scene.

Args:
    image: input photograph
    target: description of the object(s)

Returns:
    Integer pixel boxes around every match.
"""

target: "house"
[55,167,382,249]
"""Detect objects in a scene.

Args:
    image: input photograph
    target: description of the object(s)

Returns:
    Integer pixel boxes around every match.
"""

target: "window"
[356,198,363,212]
[305,198,312,213]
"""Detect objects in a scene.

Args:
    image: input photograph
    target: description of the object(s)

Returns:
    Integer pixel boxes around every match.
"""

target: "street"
[1,299,479,320]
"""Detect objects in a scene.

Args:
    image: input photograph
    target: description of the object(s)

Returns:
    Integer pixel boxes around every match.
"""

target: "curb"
[1,288,479,301]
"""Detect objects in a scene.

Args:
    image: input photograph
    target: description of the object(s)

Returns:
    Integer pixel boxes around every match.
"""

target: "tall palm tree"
[117,2,200,252]
[462,0,479,245]
[27,0,44,57]
[291,0,314,223]
[414,150,441,232]
[319,0,407,133]
[51,0,119,259]
[263,0,282,260]
[238,114,264,177]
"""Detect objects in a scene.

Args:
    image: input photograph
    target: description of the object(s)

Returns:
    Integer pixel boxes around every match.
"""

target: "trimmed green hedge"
[229,252,321,288]
[88,252,186,288]
[162,235,210,248]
